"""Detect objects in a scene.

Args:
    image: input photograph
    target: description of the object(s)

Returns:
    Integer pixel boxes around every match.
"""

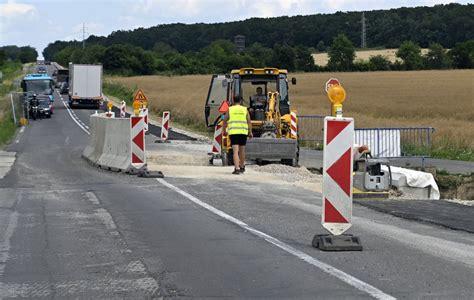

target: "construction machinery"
[205,68,299,166]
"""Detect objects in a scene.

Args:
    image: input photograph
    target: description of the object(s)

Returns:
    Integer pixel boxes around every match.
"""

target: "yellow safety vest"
[228,105,249,135]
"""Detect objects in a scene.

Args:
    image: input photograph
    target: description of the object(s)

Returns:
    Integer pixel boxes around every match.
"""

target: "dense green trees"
[424,43,452,69]
[449,40,474,68]
[42,3,473,75]
[44,3,473,61]
[0,46,37,63]
[396,41,423,70]
[328,34,356,71]
[0,50,6,66]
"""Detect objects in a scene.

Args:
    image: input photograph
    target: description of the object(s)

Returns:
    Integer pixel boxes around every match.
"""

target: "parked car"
[60,82,69,94]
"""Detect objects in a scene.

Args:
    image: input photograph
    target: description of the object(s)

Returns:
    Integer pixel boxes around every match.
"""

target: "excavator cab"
[205,68,298,166]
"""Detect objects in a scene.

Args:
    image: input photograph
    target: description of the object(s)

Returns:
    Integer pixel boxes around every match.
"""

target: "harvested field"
[110,69,474,150]
[312,48,430,66]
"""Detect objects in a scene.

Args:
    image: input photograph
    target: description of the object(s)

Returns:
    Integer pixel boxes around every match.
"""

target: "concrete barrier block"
[83,115,132,173]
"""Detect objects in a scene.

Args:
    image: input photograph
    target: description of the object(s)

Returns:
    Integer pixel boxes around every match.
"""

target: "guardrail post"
[10,94,17,125]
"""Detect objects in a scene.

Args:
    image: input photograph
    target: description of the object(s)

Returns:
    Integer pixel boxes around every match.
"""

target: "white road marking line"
[84,191,100,205]
[0,212,19,276]
[61,100,90,135]
[157,178,395,300]
[15,126,26,143]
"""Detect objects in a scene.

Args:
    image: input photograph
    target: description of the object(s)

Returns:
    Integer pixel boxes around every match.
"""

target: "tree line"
[326,34,474,71]
[51,40,316,75]
[44,3,473,59]
[49,33,473,75]
[0,46,38,65]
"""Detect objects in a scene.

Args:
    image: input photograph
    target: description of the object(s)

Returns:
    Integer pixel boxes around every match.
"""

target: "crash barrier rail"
[298,116,434,158]
[83,114,132,172]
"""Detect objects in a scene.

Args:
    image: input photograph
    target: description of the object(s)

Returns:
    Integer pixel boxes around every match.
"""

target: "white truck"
[68,64,103,108]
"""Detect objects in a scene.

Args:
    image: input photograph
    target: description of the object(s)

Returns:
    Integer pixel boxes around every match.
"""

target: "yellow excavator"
[205,67,299,166]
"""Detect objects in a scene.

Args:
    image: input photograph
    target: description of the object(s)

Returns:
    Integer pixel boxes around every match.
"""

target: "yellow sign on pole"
[134,89,148,102]
[133,89,148,117]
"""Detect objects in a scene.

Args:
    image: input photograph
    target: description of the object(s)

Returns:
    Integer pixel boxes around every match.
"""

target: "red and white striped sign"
[211,122,223,154]
[141,107,149,132]
[120,101,126,118]
[130,116,146,169]
[325,78,341,93]
[322,116,354,236]
[161,111,170,141]
[290,111,297,139]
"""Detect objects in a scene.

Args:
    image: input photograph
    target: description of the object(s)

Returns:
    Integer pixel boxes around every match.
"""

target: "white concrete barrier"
[83,115,106,164]
[83,115,132,172]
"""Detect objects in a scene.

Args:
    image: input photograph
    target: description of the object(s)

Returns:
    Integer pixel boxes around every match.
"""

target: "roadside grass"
[0,62,26,148]
[103,79,135,105]
[109,69,474,161]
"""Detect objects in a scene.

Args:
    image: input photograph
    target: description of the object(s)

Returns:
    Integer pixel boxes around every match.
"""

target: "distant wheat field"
[312,48,430,66]
[110,69,474,149]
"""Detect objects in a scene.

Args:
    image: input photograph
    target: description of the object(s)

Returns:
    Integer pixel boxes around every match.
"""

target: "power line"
[82,23,87,50]
[361,12,367,48]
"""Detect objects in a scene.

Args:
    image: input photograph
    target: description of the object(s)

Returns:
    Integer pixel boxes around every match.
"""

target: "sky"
[0,0,471,58]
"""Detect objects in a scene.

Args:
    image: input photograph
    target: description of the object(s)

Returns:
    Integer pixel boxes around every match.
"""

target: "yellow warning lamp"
[327,84,346,117]
[107,101,113,112]
[133,99,141,116]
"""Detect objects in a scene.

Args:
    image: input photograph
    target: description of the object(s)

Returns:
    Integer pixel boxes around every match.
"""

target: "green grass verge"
[0,61,25,147]
[403,143,473,162]
[0,118,16,146]
[103,80,135,105]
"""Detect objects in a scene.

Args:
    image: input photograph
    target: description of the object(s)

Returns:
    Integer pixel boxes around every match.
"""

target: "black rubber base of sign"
[137,169,165,178]
[312,234,363,251]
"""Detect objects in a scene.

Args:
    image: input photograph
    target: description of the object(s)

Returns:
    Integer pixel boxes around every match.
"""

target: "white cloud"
[0,0,36,18]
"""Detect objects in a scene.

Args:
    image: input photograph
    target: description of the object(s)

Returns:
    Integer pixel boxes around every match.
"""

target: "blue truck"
[21,73,55,102]
[21,73,55,114]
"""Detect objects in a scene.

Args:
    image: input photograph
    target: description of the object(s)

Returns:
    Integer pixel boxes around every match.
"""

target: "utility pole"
[361,12,367,49]
[82,23,86,50]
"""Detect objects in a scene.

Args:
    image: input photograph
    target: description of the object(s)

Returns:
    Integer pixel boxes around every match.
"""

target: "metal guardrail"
[298,116,435,158]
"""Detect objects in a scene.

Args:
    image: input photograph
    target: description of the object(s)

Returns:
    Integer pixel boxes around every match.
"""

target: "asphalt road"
[0,65,472,298]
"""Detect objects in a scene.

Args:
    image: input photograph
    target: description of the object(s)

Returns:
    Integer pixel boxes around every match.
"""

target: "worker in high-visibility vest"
[223,96,253,175]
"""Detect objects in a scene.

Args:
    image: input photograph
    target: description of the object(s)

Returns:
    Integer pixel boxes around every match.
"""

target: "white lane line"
[14,126,26,143]
[157,178,395,300]
[61,100,90,135]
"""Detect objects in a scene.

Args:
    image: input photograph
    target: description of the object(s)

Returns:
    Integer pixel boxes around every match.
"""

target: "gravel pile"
[251,164,320,183]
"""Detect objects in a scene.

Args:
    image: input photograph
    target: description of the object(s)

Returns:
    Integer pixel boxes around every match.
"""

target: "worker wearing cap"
[223,96,253,175]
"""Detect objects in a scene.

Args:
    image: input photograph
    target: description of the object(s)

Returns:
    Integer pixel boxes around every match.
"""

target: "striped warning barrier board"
[211,122,223,154]
[322,116,354,235]
[161,111,170,141]
[131,116,146,169]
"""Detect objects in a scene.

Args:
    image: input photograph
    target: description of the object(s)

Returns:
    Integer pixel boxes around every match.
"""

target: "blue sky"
[0,0,471,58]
